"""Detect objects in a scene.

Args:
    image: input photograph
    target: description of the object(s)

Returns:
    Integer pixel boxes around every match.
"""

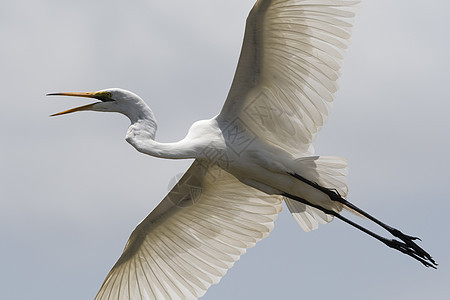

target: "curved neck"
[124,106,196,159]
[133,138,197,159]
[126,102,158,139]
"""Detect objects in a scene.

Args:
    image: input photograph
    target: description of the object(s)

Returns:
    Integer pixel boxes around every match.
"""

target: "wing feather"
[94,161,282,299]
[219,0,360,155]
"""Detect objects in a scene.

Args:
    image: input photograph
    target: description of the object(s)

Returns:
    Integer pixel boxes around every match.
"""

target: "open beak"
[47,92,110,116]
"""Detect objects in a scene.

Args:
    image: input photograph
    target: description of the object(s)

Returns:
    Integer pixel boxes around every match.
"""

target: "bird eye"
[103,92,112,98]
[95,91,113,101]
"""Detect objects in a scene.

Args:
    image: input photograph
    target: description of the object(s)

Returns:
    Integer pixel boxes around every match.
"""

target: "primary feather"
[95,162,282,299]
[220,0,360,156]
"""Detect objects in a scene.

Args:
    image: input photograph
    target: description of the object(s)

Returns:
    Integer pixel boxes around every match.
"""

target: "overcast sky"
[1,0,449,299]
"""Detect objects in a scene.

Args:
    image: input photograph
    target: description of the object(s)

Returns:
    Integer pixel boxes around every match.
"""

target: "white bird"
[48,0,436,299]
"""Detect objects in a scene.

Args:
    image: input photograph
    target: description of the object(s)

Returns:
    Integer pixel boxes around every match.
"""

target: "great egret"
[48,0,437,299]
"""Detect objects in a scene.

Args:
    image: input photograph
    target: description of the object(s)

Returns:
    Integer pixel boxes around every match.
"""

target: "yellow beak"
[47,92,102,116]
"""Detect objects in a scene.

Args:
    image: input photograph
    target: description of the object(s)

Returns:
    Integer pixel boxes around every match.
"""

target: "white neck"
[124,103,196,159]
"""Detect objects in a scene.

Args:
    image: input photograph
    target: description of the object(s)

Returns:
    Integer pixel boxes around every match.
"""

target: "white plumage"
[97,1,361,297]
[48,0,437,299]
[96,163,282,299]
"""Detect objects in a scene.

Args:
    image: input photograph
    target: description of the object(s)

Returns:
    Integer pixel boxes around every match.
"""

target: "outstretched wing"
[95,160,282,300]
[218,0,360,155]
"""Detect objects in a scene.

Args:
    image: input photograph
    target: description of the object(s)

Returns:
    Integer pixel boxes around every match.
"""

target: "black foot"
[387,229,437,268]
[285,176,439,269]
[382,237,437,269]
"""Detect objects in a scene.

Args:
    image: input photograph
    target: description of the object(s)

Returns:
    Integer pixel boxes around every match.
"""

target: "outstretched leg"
[290,173,421,239]
[285,173,437,268]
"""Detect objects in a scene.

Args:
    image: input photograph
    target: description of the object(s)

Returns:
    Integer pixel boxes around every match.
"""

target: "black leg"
[291,173,420,241]
[283,184,437,268]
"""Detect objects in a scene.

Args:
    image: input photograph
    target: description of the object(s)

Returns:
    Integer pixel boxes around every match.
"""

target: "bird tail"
[284,156,348,232]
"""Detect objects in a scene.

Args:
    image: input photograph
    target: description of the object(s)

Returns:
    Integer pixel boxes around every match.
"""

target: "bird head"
[48,88,144,117]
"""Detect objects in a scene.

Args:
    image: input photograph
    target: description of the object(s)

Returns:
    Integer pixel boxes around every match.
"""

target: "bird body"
[116,88,342,214]
[48,0,436,299]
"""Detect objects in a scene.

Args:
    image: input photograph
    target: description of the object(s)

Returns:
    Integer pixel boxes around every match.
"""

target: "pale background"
[1,0,449,299]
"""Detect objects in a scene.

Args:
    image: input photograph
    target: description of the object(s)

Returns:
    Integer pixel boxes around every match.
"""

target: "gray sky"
[1,0,449,299]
